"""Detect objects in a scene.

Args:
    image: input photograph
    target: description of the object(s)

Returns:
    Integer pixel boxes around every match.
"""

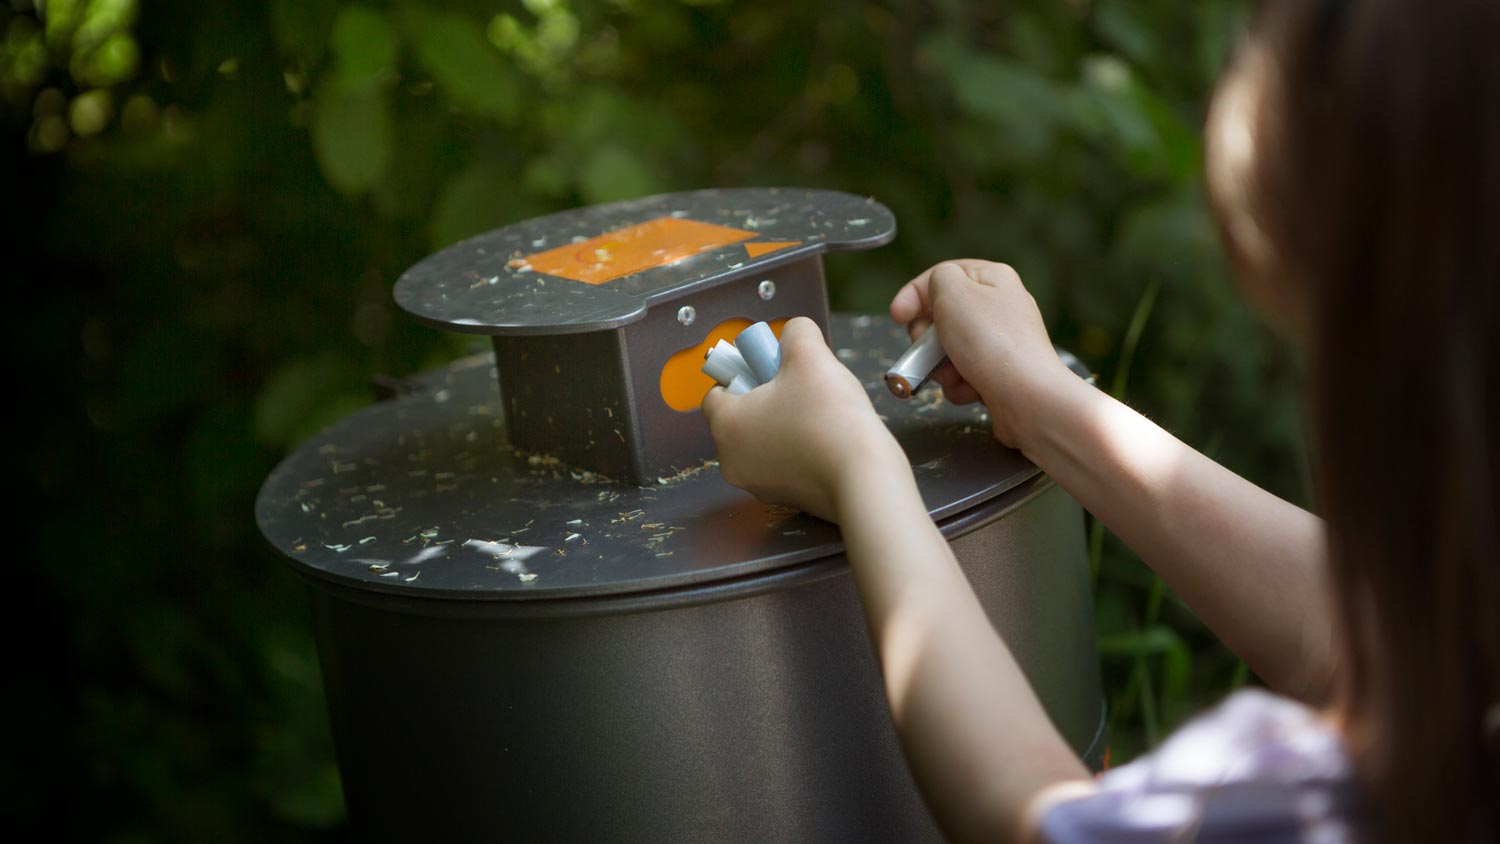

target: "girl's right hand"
[890,260,1076,451]
[701,317,908,524]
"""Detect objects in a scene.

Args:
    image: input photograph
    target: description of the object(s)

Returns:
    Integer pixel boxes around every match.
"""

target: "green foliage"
[312,80,395,194]
[329,6,399,88]
[409,7,520,119]
[4,0,1308,837]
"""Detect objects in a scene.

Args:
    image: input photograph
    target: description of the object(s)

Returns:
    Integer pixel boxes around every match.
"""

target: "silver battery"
[703,340,759,387]
[734,321,781,383]
[726,374,754,395]
[884,323,947,399]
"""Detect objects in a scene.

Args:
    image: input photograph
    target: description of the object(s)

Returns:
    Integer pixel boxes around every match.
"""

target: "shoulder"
[1039,689,1362,843]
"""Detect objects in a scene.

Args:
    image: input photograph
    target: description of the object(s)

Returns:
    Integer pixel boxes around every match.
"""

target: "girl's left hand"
[701,317,908,523]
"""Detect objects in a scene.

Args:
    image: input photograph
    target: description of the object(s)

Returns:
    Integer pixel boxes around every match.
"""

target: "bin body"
[310,478,1103,843]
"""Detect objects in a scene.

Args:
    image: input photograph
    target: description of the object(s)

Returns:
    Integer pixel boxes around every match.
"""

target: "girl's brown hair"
[1206,1,1500,841]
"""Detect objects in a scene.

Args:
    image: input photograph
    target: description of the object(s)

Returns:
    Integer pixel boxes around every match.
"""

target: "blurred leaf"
[565,86,634,143]
[1159,630,1194,725]
[1093,1,1157,69]
[578,143,657,204]
[409,9,520,120]
[370,106,446,222]
[330,5,399,89]
[1092,582,1138,638]
[254,354,369,448]
[921,33,1066,159]
[1198,2,1251,82]
[1110,276,1161,399]
[429,159,522,249]
[114,325,215,422]
[185,406,267,552]
[71,0,137,47]
[1005,11,1064,75]
[1112,189,1217,276]
[1099,624,1185,658]
[263,763,345,828]
[123,602,196,697]
[269,0,338,64]
[43,0,83,49]
[1069,57,1157,169]
[521,153,570,197]
[1088,513,1104,588]
[74,31,139,86]
[1132,86,1202,184]
[310,80,393,195]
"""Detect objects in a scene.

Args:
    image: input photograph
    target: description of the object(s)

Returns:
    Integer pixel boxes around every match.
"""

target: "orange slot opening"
[659,318,787,412]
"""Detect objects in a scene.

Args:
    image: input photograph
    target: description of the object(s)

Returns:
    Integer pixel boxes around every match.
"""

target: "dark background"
[3,0,1306,839]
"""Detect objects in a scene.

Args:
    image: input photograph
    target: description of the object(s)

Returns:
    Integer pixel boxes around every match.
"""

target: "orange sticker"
[659,318,787,412]
[743,240,801,258]
[511,217,757,285]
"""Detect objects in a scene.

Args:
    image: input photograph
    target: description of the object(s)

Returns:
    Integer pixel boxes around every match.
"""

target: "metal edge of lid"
[254,318,1095,603]
[279,474,1060,621]
[254,392,1036,602]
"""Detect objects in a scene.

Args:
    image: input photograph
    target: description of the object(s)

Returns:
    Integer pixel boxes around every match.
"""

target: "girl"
[701,2,1499,842]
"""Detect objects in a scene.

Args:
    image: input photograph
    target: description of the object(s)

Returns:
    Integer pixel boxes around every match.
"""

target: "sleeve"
[1038,689,1362,844]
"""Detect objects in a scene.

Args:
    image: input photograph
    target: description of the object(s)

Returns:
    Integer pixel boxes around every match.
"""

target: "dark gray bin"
[307,476,1102,843]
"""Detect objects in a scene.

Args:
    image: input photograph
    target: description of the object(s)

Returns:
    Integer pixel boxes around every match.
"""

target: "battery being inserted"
[735,322,781,384]
[885,323,947,399]
[703,340,759,388]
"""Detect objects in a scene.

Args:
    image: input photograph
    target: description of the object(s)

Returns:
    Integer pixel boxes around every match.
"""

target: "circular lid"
[255,316,1044,600]
[393,187,896,336]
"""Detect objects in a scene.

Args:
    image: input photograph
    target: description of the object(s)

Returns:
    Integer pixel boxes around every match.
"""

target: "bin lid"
[393,187,895,336]
[255,316,1049,600]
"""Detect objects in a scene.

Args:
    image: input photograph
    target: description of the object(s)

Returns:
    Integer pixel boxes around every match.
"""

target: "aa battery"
[726,374,754,395]
[735,321,781,383]
[703,340,759,387]
[885,323,947,399]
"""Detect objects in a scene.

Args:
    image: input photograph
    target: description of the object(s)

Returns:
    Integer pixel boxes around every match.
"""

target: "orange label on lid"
[511,217,757,285]
[743,240,801,258]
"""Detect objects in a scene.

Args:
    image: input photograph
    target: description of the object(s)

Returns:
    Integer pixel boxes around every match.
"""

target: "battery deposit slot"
[660,318,787,412]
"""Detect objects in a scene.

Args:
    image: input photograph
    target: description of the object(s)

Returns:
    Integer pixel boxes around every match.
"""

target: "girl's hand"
[701,317,908,523]
[890,260,1076,451]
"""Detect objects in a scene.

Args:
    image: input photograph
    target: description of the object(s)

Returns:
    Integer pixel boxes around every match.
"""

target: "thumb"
[926,262,975,312]
[774,316,829,368]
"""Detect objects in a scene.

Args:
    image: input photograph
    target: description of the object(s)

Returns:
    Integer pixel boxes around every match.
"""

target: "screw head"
[757,280,776,301]
[677,305,696,326]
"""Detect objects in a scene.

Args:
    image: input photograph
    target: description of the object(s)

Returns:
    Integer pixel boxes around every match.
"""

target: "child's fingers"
[932,361,962,388]
[700,384,732,424]
[891,261,961,323]
[907,315,932,342]
[942,381,982,405]
[931,364,986,405]
[775,316,826,362]
[970,260,1022,290]
[894,259,998,325]
[890,276,929,324]
[926,261,979,310]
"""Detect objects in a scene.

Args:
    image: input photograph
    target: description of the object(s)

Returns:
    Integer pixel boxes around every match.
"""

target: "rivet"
[677,305,696,326]
[758,280,776,301]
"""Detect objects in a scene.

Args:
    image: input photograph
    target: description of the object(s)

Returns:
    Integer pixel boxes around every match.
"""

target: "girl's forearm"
[833,451,1091,843]
[1013,376,1337,701]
